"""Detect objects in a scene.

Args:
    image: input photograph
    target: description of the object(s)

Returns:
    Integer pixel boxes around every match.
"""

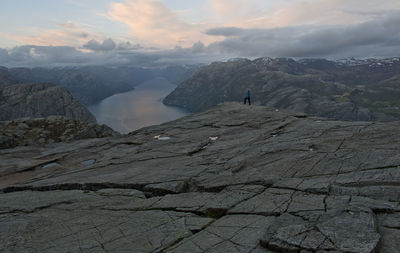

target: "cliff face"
[0,83,96,123]
[163,57,400,121]
[0,116,118,149]
[1,103,399,252]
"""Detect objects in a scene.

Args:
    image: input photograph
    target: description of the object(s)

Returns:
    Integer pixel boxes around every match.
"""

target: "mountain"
[0,83,96,122]
[157,64,201,84]
[164,57,400,121]
[0,103,399,252]
[9,67,131,105]
[7,65,200,105]
[0,67,17,90]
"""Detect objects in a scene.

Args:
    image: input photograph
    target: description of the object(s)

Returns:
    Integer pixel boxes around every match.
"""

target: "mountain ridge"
[164,57,400,121]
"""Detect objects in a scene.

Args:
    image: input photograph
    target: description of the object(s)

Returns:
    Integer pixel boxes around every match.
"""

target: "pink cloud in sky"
[108,0,221,48]
[208,0,263,24]
[107,0,400,49]
[5,22,100,48]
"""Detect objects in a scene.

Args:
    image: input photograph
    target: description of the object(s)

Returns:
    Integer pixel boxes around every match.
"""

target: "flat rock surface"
[1,103,399,252]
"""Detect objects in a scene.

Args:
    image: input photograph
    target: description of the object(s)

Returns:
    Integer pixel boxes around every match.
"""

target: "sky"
[1,0,400,67]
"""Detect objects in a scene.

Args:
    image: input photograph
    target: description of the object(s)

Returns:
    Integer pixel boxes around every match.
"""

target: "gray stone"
[317,210,380,253]
[0,103,399,252]
[166,215,275,253]
[262,210,380,253]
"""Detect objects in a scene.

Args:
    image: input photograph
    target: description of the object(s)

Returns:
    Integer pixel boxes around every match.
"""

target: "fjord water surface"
[88,78,189,134]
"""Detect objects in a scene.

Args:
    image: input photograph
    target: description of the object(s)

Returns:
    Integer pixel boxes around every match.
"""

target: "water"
[88,78,189,134]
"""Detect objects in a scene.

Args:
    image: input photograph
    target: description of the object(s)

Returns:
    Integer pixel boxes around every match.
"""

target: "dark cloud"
[205,27,246,37]
[83,38,116,52]
[191,41,205,53]
[0,44,223,68]
[117,41,143,51]
[77,32,89,38]
[205,11,400,58]
[0,45,120,67]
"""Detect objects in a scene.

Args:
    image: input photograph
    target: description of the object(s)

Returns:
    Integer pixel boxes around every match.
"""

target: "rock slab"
[1,103,399,252]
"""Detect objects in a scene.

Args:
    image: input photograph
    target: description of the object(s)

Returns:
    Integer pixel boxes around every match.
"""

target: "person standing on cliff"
[244,88,251,105]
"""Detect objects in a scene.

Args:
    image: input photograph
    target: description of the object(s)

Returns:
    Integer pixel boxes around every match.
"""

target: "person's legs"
[248,97,251,105]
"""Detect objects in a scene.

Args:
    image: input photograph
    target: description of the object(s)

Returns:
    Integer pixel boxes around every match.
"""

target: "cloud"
[205,10,400,58]
[2,9,400,68]
[191,41,205,53]
[262,0,400,28]
[117,41,143,50]
[83,38,116,52]
[107,0,220,48]
[104,0,400,50]
[5,46,90,66]
[1,1,400,67]
[205,27,246,37]
[4,22,100,47]
[0,41,228,68]
[208,0,262,23]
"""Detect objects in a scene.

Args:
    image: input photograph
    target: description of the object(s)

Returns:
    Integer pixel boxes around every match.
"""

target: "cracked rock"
[1,103,399,252]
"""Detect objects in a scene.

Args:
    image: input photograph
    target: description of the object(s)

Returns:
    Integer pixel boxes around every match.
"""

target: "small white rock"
[42,162,61,169]
[81,159,95,166]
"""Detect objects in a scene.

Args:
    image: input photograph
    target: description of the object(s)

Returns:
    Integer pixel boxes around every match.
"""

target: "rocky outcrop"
[1,103,399,252]
[0,116,118,149]
[164,57,400,121]
[0,83,96,123]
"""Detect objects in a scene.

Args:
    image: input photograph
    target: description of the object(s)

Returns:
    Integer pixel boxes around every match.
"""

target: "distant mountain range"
[164,57,400,121]
[0,67,17,90]
[1,65,200,105]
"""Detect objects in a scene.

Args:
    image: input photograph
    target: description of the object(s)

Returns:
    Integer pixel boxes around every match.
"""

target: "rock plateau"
[0,103,399,252]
